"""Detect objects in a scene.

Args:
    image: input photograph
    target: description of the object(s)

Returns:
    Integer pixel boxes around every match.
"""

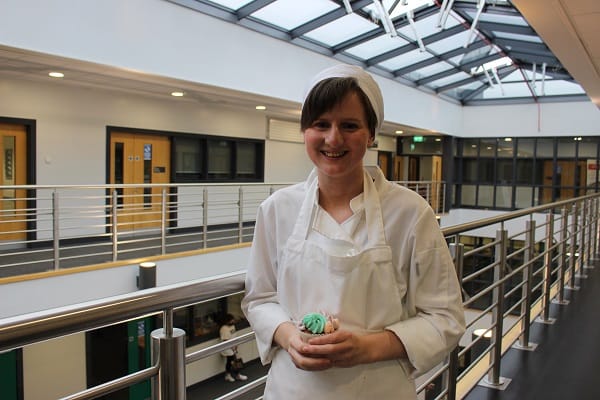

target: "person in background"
[242,64,465,399]
[219,313,248,382]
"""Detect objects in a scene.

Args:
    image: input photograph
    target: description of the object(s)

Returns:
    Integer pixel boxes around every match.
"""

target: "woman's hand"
[301,329,407,369]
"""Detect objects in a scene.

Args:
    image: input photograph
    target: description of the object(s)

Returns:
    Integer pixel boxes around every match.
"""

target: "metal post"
[481,229,511,389]
[112,189,119,262]
[161,189,167,255]
[238,187,244,244]
[566,203,580,290]
[554,208,570,304]
[538,213,557,322]
[594,198,599,259]
[583,199,595,270]
[515,220,537,349]
[446,242,464,400]
[579,199,589,276]
[151,307,186,400]
[202,188,208,249]
[52,190,60,270]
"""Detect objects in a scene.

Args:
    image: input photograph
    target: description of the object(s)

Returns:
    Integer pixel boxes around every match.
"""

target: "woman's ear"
[367,134,375,147]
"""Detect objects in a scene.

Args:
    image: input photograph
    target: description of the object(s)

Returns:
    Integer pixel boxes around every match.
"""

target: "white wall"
[462,101,600,137]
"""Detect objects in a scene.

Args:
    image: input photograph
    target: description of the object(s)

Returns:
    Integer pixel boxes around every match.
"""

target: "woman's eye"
[313,121,330,129]
[341,122,359,130]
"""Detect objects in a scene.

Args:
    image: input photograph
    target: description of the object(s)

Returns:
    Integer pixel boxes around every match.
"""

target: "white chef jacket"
[242,166,465,398]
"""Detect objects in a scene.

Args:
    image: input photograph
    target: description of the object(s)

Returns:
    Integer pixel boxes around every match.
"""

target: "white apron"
[264,169,416,399]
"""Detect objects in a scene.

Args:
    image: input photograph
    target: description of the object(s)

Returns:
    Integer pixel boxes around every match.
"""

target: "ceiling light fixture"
[48,72,64,78]
[171,91,185,97]
[395,130,404,134]
[255,105,266,110]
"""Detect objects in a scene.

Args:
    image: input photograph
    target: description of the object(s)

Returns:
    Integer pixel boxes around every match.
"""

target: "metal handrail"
[0,192,598,399]
[0,180,445,277]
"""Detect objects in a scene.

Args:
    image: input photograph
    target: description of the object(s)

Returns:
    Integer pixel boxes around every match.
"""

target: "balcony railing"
[0,180,445,277]
[0,192,598,399]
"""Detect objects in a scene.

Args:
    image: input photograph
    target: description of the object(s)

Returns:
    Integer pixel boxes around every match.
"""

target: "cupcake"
[298,312,339,340]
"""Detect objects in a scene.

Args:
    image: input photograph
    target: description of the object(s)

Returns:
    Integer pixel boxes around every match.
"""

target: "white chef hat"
[302,64,384,130]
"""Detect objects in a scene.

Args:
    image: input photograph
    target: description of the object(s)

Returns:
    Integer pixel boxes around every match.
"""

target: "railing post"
[202,188,208,249]
[446,242,464,400]
[151,309,186,400]
[592,197,600,261]
[481,229,510,389]
[583,198,595,270]
[52,190,60,270]
[161,189,167,255]
[538,213,558,322]
[578,199,589,277]
[566,203,580,290]
[555,207,570,304]
[112,189,119,262]
[238,187,244,244]
[515,220,537,349]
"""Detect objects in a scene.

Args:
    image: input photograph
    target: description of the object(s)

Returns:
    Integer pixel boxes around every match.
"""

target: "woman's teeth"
[323,151,345,157]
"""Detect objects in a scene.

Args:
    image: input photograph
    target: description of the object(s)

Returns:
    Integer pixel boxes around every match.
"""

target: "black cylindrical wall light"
[137,262,157,289]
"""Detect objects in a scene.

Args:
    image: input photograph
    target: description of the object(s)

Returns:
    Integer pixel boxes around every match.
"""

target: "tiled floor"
[464,261,600,400]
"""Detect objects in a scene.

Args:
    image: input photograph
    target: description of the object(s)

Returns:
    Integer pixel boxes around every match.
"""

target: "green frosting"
[302,313,327,334]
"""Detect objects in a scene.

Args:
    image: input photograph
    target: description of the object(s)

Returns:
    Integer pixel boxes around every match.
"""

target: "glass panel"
[429,71,471,89]
[477,11,528,26]
[463,139,479,157]
[208,0,253,11]
[396,12,443,39]
[538,80,585,96]
[482,82,534,99]
[251,0,338,30]
[578,137,598,158]
[379,48,431,71]
[427,30,473,54]
[494,32,543,43]
[462,159,478,183]
[516,159,533,184]
[515,187,533,208]
[517,138,535,157]
[208,140,232,179]
[496,159,513,184]
[346,34,407,59]
[495,186,513,208]
[236,142,257,177]
[461,185,477,206]
[478,185,494,207]
[114,142,124,207]
[143,144,152,208]
[557,137,576,158]
[479,139,496,157]
[304,13,377,47]
[497,138,514,158]
[2,136,16,211]
[478,159,494,184]
[400,136,442,154]
[175,137,203,180]
[537,138,554,158]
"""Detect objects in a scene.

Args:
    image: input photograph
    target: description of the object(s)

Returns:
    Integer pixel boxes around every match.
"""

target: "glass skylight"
[184,0,587,105]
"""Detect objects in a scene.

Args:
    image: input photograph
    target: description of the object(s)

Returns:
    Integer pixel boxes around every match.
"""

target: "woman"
[219,314,248,382]
[242,64,465,399]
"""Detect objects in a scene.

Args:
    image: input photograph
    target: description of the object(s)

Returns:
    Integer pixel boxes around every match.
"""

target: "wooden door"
[110,132,170,232]
[431,155,442,212]
[0,123,27,241]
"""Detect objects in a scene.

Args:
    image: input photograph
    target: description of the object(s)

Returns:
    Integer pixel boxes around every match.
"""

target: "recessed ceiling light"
[171,91,185,97]
[435,138,441,142]
[504,137,512,141]
[48,72,64,78]
[395,130,403,134]
[255,105,266,110]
